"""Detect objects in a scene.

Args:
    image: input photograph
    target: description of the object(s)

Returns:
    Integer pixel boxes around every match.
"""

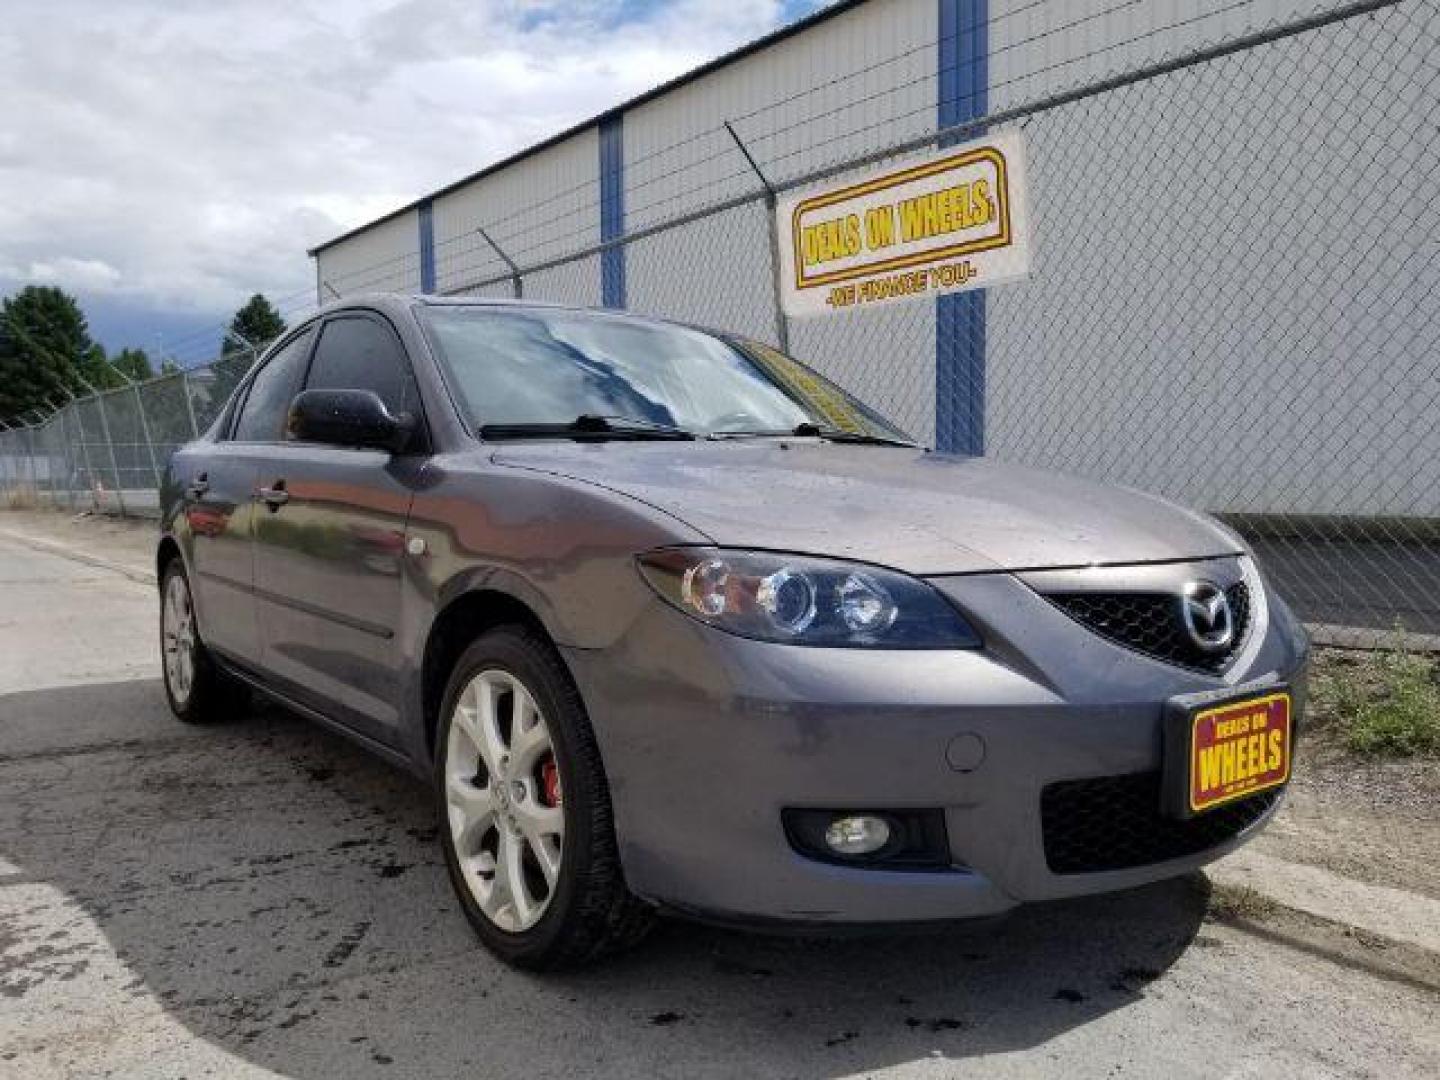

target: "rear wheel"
[159,559,246,723]
[436,625,652,969]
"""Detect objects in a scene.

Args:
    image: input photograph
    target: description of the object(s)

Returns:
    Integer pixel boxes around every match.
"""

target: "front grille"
[1048,582,1250,673]
[1041,771,1280,875]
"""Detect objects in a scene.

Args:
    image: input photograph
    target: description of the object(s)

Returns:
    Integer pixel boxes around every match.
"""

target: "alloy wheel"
[445,668,565,932]
[162,572,197,707]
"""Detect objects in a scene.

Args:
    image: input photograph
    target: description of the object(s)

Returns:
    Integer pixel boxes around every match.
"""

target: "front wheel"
[436,625,652,969]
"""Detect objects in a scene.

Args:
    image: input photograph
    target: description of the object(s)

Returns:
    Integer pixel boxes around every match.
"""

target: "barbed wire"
[325,0,1310,294]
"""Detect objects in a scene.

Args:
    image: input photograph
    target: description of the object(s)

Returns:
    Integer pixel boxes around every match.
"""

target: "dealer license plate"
[1183,690,1292,815]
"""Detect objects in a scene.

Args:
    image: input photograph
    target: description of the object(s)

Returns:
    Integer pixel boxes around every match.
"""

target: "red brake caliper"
[541,757,562,807]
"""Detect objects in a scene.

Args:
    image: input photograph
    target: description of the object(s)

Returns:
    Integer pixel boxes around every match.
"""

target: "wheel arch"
[156,534,183,588]
[420,588,558,761]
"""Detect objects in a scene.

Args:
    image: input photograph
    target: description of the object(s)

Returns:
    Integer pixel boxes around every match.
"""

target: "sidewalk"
[0,508,156,581]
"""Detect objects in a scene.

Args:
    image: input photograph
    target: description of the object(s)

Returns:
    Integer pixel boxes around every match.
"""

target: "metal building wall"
[432,130,601,306]
[622,0,942,442]
[986,0,1334,111]
[314,208,422,298]
[623,0,937,227]
[982,0,1438,514]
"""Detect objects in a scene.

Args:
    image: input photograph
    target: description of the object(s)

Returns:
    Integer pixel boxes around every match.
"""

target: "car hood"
[490,441,1241,575]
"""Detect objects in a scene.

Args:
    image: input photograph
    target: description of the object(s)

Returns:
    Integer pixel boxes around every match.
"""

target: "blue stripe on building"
[418,201,436,293]
[599,115,627,308]
[935,0,988,455]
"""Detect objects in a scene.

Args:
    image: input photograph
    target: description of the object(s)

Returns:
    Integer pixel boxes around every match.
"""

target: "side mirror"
[287,389,415,453]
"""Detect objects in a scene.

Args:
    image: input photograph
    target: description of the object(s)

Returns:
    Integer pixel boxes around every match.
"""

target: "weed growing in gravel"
[1207,883,1279,922]
[1316,637,1440,757]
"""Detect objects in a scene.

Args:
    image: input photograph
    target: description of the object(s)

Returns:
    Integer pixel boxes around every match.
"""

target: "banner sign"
[777,130,1031,318]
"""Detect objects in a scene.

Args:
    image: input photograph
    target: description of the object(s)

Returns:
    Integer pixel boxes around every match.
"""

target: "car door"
[249,311,427,743]
[186,328,315,665]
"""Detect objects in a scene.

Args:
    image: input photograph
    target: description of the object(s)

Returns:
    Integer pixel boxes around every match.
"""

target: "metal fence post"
[19,417,41,502]
[132,382,162,491]
[181,369,201,438]
[4,428,16,505]
[479,227,524,299]
[63,404,79,511]
[47,416,61,508]
[73,400,100,512]
[62,402,82,512]
[43,397,70,510]
[24,423,38,496]
[724,121,789,354]
[0,423,13,505]
[36,413,53,507]
[84,385,127,517]
[2,426,17,504]
[50,405,70,511]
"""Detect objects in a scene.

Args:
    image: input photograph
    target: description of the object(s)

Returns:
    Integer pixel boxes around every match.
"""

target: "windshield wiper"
[799,423,917,448]
[714,421,916,448]
[479,414,697,441]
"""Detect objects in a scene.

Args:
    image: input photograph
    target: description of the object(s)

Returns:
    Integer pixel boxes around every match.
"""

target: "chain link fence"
[977,0,1439,645]
[0,348,261,518]
[2,0,1435,645]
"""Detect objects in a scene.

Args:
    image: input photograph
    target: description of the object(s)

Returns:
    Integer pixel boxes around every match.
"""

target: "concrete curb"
[1210,847,1440,956]
[0,526,156,585]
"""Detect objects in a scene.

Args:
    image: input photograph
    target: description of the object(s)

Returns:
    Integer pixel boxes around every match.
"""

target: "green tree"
[76,342,154,391]
[78,342,120,390]
[112,347,155,382]
[0,286,96,422]
[222,294,286,357]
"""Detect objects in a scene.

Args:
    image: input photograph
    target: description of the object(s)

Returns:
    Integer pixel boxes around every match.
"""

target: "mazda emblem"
[1180,580,1233,652]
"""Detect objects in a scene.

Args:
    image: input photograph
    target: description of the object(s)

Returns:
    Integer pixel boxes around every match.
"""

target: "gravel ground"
[1248,646,1440,899]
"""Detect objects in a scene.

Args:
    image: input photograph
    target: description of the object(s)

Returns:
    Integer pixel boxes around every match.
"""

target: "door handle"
[258,480,290,509]
[186,473,209,500]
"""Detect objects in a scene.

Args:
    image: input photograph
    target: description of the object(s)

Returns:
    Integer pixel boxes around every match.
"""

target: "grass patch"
[1312,637,1440,757]
[1208,883,1279,922]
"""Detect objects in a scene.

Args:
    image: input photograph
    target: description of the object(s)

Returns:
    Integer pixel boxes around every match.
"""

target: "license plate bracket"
[1161,686,1292,819]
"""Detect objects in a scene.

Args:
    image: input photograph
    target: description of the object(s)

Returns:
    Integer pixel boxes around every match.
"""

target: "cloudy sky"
[1,0,826,364]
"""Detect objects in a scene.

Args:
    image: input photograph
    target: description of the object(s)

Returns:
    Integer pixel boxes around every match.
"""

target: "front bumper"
[562,561,1308,925]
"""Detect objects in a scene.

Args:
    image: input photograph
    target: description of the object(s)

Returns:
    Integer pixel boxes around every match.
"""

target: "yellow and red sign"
[1189,692,1292,813]
[777,131,1031,318]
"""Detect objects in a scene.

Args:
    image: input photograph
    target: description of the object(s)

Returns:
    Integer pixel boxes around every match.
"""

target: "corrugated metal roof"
[307,0,873,256]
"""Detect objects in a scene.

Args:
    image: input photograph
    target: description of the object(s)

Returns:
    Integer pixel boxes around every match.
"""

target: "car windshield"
[418,305,911,441]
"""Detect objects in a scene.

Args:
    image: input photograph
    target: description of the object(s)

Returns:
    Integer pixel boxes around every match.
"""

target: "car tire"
[435,624,653,970]
[159,557,247,724]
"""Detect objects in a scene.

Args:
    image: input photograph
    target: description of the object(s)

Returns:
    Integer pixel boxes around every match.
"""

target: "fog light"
[823,814,892,856]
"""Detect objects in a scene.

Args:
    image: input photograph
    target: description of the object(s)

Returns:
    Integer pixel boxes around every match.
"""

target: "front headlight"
[636,547,981,649]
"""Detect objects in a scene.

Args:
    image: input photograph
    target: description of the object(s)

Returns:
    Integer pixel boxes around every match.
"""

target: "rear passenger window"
[232,330,313,442]
[306,316,418,418]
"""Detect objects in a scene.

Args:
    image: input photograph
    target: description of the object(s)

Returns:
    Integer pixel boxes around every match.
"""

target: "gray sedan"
[157,295,1308,969]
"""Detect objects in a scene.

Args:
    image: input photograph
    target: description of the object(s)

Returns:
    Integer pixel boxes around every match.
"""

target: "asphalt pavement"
[1249,534,1440,637]
[1,531,1437,1079]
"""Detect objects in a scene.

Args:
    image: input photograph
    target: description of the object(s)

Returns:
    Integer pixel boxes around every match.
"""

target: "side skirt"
[212,653,425,778]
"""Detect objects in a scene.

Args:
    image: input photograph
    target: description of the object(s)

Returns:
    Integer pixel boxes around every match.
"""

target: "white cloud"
[0,0,820,352]
[27,257,123,292]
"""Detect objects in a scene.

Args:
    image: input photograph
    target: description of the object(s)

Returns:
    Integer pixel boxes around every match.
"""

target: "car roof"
[308,292,743,342]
